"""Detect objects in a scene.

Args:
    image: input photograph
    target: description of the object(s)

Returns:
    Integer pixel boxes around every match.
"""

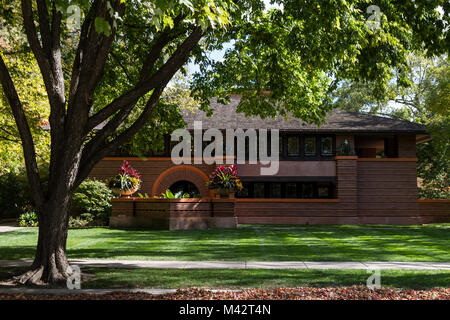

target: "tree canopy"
[0,26,50,173]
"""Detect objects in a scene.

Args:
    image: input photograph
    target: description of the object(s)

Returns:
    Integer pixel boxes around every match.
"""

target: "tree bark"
[15,195,72,286]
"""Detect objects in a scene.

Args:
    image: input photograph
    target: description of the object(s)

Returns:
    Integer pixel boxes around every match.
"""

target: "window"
[321,137,333,156]
[270,183,282,198]
[287,136,300,157]
[244,136,250,159]
[317,185,331,198]
[285,183,298,198]
[236,181,335,199]
[254,183,265,198]
[301,183,315,198]
[304,137,316,156]
[279,136,284,157]
[239,182,250,198]
[276,134,334,160]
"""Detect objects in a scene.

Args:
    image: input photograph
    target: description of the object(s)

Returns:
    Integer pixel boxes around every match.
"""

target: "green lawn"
[1,267,449,290]
[1,224,449,262]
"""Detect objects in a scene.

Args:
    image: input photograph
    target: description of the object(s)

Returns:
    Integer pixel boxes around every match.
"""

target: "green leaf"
[95,17,111,36]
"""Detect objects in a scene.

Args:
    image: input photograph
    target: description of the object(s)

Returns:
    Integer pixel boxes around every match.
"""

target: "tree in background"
[0,27,50,173]
[416,58,449,199]
[331,54,449,199]
[0,0,448,284]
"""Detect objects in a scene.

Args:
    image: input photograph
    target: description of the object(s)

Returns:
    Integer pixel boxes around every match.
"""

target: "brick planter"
[110,198,237,230]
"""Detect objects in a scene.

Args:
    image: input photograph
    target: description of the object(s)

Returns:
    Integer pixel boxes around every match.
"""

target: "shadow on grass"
[0,224,449,262]
[1,266,449,290]
[78,268,450,290]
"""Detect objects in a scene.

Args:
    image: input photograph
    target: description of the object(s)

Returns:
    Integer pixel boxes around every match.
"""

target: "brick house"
[90,95,449,225]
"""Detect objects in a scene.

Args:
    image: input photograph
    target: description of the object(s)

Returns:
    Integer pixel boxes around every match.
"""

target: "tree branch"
[85,14,189,132]
[21,0,52,81]
[0,126,17,138]
[74,87,163,188]
[36,0,52,56]
[75,26,204,187]
[86,25,202,132]
[138,14,187,82]
[110,51,134,83]
[67,0,125,136]
[67,1,98,105]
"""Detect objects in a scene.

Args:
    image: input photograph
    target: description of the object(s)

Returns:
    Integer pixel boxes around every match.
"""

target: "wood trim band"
[418,199,450,203]
[335,156,358,160]
[357,158,418,162]
[235,198,341,203]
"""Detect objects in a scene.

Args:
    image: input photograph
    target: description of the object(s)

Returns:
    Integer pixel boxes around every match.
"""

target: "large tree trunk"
[15,195,73,286]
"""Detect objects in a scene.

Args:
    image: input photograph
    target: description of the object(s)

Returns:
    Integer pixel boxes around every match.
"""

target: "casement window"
[301,183,314,198]
[279,136,284,156]
[149,133,336,159]
[269,183,282,198]
[321,137,333,156]
[277,134,335,160]
[253,182,265,198]
[317,184,332,198]
[304,136,317,156]
[287,136,300,157]
[285,183,298,198]
[237,181,335,199]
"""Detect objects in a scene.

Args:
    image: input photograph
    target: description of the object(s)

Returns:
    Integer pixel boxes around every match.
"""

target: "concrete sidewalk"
[0,223,22,233]
[0,287,243,295]
[0,288,177,295]
[1,259,449,270]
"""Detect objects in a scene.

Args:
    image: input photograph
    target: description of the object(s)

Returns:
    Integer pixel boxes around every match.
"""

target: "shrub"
[72,179,113,225]
[0,170,33,219]
[68,216,93,229]
[160,189,190,199]
[18,211,38,227]
[0,166,49,219]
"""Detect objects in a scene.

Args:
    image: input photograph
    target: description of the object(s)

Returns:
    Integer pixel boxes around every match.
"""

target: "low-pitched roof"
[181,96,427,133]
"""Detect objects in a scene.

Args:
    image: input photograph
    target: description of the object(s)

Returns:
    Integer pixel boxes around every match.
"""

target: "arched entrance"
[151,165,213,198]
[169,180,201,198]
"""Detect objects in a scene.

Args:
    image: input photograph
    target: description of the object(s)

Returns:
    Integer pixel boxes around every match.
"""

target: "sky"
[186,0,280,74]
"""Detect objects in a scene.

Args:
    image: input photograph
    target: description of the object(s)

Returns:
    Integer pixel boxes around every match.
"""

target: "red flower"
[117,160,141,179]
